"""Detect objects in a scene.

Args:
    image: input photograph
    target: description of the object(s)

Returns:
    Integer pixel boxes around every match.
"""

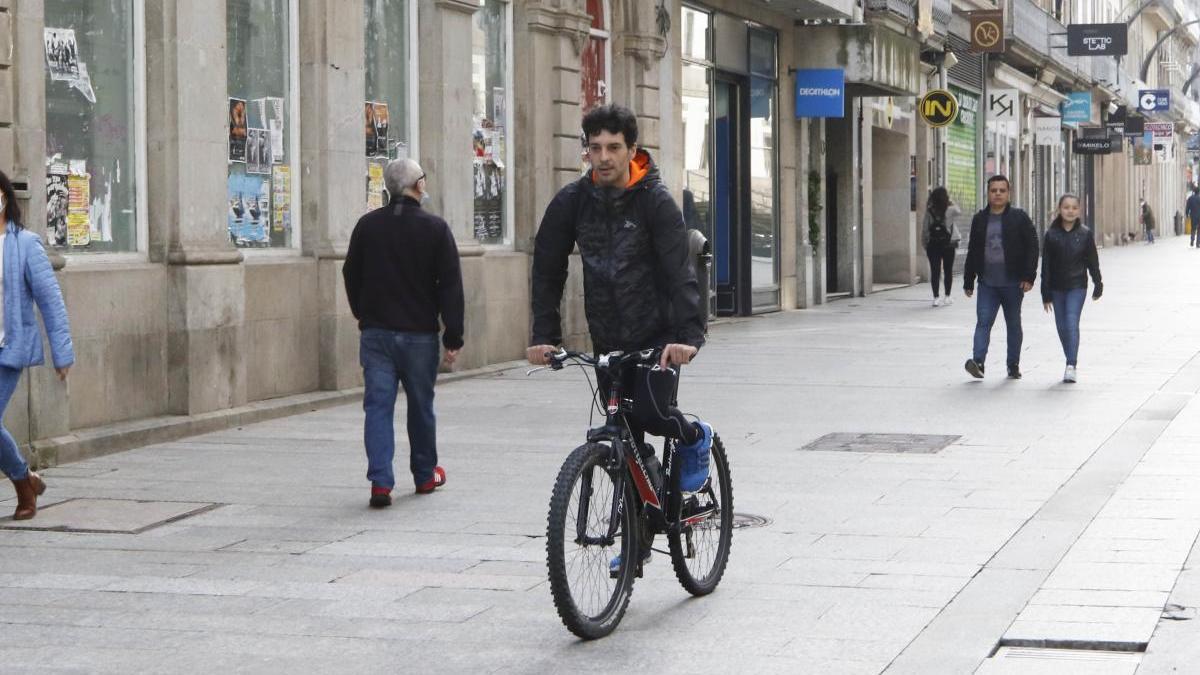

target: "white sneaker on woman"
[1063,366,1077,383]
[942,295,953,306]
[932,297,941,307]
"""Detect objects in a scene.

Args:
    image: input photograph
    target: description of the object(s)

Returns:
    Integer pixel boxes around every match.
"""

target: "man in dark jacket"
[1187,185,1200,247]
[527,104,712,570]
[962,175,1039,379]
[343,158,464,507]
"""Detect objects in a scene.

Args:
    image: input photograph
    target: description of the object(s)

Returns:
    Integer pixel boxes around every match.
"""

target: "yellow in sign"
[919,89,959,127]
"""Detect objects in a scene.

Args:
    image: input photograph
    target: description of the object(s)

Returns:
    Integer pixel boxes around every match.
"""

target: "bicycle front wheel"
[668,431,733,596]
[546,442,639,639]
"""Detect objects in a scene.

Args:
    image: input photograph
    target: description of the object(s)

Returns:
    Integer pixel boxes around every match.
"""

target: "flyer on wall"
[66,173,91,247]
[43,27,80,81]
[46,171,69,247]
[247,128,270,175]
[271,165,291,233]
[365,102,378,157]
[367,163,385,210]
[229,98,248,163]
[373,103,390,157]
[267,97,285,163]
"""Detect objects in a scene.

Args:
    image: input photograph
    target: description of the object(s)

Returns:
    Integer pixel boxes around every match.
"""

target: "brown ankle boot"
[12,472,45,520]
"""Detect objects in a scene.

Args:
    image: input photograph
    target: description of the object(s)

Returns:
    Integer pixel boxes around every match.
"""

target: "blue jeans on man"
[1050,288,1087,366]
[360,328,440,490]
[973,282,1024,368]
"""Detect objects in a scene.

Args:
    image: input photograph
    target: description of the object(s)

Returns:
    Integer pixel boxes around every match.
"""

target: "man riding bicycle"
[527,104,713,571]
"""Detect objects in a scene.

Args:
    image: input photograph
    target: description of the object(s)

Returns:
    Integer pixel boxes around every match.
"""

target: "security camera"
[943,51,959,69]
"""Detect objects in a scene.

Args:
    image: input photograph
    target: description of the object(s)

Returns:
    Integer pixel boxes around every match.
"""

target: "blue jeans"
[359,329,440,490]
[0,366,27,480]
[973,283,1024,368]
[1050,288,1087,366]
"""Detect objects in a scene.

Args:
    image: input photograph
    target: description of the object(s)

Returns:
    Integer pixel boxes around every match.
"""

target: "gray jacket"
[921,204,963,248]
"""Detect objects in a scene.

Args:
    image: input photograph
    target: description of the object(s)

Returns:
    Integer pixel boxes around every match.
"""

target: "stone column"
[146,0,247,415]
[611,1,667,159]
[298,0,366,391]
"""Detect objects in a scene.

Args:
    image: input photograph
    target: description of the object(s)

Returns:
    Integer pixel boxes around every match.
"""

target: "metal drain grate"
[800,433,960,455]
[0,498,221,534]
[731,513,771,529]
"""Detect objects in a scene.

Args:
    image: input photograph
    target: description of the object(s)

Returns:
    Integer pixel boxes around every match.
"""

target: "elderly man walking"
[343,159,464,507]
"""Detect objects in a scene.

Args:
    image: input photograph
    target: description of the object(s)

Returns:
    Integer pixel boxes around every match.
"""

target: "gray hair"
[384,158,424,197]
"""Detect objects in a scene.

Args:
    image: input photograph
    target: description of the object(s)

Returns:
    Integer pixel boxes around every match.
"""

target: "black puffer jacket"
[530,150,705,352]
[962,205,1039,291]
[1041,222,1102,304]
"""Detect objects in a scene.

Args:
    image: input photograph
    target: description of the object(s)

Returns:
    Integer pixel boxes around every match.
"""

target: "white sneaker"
[932,297,941,307]
[1063,366,1077,383]
[942,295,954,306]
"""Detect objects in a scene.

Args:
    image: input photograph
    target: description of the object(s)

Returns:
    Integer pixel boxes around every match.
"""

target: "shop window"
[581,0,610,113]
[682,5,710,63]
[748,28,777,295]
[472,0,511,245]
[365,0,415,209]
[226,0,296,249]
[44,0,140,253]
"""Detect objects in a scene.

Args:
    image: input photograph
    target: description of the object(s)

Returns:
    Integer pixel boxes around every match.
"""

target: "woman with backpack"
[921,187,962,307]
[1041,193,1102,383]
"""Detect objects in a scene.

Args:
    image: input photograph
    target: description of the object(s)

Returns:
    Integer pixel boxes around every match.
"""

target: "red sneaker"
[415,467,446,494]
[369,486,392,508]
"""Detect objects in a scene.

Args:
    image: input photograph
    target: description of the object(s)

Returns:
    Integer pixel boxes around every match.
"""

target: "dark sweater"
[343,196,465,349]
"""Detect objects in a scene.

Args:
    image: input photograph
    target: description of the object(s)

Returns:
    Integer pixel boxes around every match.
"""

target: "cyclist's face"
[587,130,634,188]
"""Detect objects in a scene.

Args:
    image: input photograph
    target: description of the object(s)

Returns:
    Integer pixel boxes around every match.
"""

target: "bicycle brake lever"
[525,366,549,376]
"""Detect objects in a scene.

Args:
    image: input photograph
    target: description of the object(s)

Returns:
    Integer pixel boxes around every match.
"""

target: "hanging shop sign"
[1034,116,1062,146]
[1066,23,1127,57]
[1105,104,1126,135]
[1062,93,1092,124]
[1123,113,1146,136]
[1072,137,1116,154]
[794,69,845,119]
[919,89,959,127]
[988,88,1018,122]
[1145,122,1173,139]
[1137,89,1171,114]
[969,10,1004,54]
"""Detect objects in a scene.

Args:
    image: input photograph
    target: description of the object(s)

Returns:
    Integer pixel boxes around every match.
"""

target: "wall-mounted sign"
[1124,114,1146,136]
[1145,122,1173,138]
[1138,89,1171,113]
[1062,93,1092,124]
[1034,116,1062,146]
[1072,137,1116,154]
[794,69,845,119]
[969,10,1004,54]
[1106,104,1126,135]
[988,88,1018,122]
[1066,23,1127,57]
[919,89,959,127]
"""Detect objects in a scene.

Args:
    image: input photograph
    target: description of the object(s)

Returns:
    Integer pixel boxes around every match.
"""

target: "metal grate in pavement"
[0,498,221,534]
[731,513,770,529]
[800,433,960,454]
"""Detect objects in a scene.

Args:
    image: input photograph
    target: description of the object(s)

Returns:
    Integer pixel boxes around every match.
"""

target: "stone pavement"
[3,238,1200,673]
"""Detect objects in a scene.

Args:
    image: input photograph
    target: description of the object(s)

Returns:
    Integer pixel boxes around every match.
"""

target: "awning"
[793,24,922,98]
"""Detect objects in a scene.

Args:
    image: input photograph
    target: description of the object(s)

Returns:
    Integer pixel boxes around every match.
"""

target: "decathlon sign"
[1066,23,1127,57]
[794,69,845,118]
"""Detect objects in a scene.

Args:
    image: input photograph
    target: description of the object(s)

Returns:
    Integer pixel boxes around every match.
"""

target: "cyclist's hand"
[527,344,557,366]
[660,343,698,369]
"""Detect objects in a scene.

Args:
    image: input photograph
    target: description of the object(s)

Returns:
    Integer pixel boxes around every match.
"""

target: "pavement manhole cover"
[800,433,960,455]
[731,513,771,529]
[0,498,220,534]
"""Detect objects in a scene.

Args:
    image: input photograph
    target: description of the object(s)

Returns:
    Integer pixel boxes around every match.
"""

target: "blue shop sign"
[1138,89,1170,113]
[1062,92,1091,124]
[794,69,844,119]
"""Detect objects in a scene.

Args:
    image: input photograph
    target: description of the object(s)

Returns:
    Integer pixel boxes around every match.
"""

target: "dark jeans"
[359,328,440,489]
[973,283,1024,368]
[1050,288,1087,366]
[596,362,701,451]
[926,245,955,297]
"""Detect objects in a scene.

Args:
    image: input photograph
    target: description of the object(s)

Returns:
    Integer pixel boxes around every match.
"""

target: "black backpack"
[929,213,952,248]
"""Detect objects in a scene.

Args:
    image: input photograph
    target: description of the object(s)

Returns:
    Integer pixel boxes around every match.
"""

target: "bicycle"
[532,348,733,639]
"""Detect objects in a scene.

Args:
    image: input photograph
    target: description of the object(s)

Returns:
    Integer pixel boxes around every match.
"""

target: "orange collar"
[592,150,650,189]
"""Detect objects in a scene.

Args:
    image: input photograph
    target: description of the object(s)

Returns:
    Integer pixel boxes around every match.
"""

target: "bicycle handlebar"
[545,347,663,371]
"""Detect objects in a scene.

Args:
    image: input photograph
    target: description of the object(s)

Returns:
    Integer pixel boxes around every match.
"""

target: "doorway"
[713,75,749,315]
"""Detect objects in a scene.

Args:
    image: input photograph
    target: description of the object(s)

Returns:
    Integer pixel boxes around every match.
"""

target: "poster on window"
[46,172,69,247]
[1133,131,1154,166]
[364,102,377,157]
[229,98,248,163]
[473,159,503,241]
[266,97,285,163]
[271,166,291,233]
[373,103,390,157]
[43,28,80,81]
[228,174,270,245]
[492,88,506,130]
[367,162,385,210]
[66,173,91,247]
[247,128,270,175]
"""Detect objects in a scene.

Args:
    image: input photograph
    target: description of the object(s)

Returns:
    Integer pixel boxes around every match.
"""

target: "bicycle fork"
[574,464,625,547]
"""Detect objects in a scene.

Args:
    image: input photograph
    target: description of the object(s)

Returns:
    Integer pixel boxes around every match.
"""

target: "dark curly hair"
[582,104,639,148]
[0,169,23,228]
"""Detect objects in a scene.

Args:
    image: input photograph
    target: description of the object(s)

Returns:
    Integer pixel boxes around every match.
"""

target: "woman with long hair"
[0,169,73,519]
[921,186,962,306]
[1041,193,1102,383]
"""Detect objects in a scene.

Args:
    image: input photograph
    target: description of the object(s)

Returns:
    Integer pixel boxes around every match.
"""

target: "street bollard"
[1175,211,1184,236]
[688,228,712,332]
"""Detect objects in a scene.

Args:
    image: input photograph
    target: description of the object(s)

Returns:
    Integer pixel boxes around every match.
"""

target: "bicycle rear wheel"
[668,432,733,596]
[546,442,639,639]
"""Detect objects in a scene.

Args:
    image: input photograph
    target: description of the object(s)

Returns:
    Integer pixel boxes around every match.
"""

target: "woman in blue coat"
[0,170,73,520]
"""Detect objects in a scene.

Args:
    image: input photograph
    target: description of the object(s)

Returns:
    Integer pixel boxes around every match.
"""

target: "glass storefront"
[471,0,510,245]
[748,28,777,301]
[226,0,295,249]
[365,0,413,208]
[44,0,138,252]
